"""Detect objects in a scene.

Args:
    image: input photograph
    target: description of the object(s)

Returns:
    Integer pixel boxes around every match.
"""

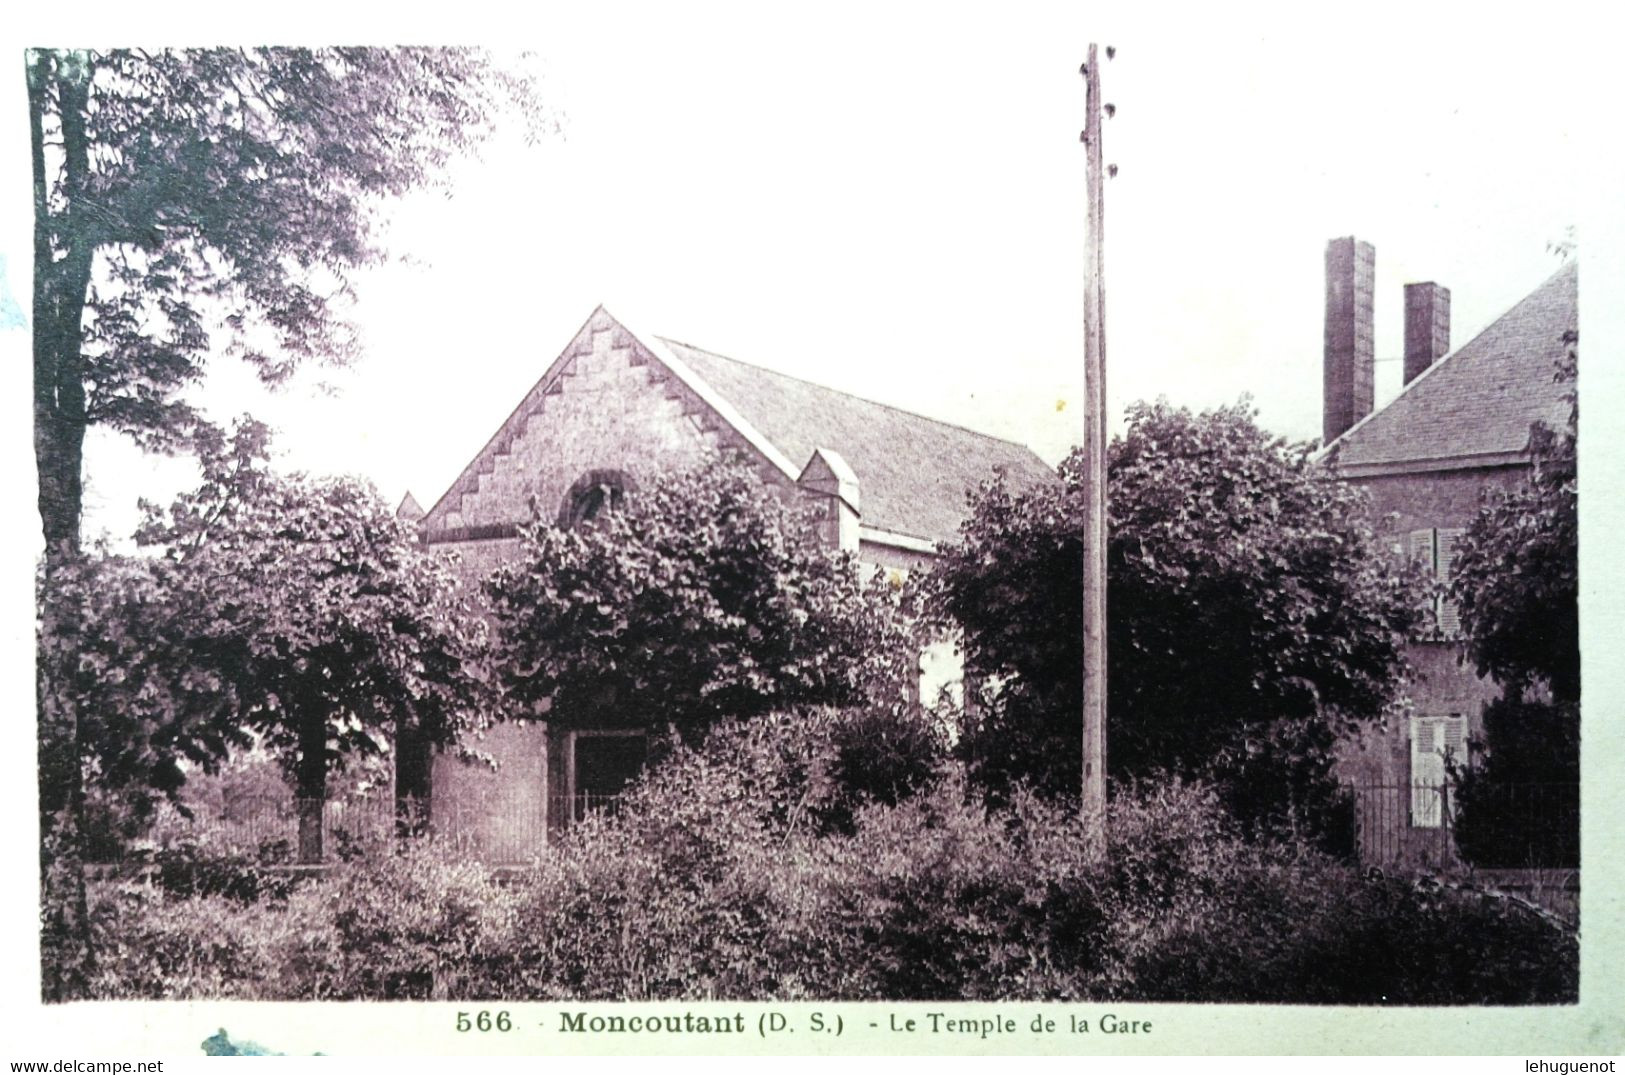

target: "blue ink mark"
[0,255,24,330]
[202,1028,288,1056]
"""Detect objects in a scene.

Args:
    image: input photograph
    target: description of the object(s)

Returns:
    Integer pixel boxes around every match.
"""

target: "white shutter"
[1436,528,1465,638]
[1408,530,1441,639]
[1440,714,1465,757]
[1410,715,1445,828]
[1408,529,1436,568]
[1441,714,1466,822]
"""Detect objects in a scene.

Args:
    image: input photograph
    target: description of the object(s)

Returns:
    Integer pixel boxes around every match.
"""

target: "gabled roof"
[659,337,1056,543]
[423,306,1056,549]
[1320,261,1576,476]
[396,491,425,521]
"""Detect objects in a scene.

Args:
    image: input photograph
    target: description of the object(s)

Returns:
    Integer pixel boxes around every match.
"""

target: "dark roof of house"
[1323,261,1576,472]
[659,338,1057,544]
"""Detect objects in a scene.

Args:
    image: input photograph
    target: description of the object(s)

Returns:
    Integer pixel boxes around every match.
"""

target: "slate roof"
[659,337,1057,544]
[1322,261,1576,474]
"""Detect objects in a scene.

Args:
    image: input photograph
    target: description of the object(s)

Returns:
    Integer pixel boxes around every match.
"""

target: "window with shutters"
[1409,713,1466,828]
[1407,527,1465,639]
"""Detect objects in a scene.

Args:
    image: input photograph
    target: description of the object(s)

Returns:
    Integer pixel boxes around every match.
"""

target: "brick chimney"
[1403,281,1451,384]
[1323,237,1376,445]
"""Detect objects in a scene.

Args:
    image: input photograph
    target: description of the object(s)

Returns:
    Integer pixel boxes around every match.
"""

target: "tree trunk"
[32,50,94,569]
[37,604,91,1001]
[31,50,98,1001]
[295,708,328,864]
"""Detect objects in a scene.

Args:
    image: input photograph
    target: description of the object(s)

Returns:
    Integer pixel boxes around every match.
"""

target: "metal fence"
[103,781,1577,876]
[93,789,629,866]
[100,794,409,865]
[1350,781,1578,873]
[1351,782,1459,871]
[551,790,625,822]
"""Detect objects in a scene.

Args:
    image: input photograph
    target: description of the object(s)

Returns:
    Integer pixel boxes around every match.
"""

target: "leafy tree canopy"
[484,462,919,739]
[29,46,548,560]
[29,44,543,996]
[1451,696,1579,868]
[933,399,1423,802]
[1446,333,1579,869]
[44,422,493,834]
[1450,335,1578,704]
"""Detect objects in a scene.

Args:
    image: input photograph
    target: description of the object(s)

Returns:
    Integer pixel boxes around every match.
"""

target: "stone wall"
[427,317,735,540]
[1335,460,1530,869]
[1354,464,1524,545]
[429,720,549,862]
[425,317,739,853]
[1350,462,1524,716]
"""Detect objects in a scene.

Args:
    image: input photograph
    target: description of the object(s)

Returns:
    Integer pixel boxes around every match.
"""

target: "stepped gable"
[1322,262,1576,475]
[422,306,1056,547]
[421,307,763,537]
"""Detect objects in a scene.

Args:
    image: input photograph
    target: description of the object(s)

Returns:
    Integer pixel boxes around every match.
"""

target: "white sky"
[0,5,1594,544]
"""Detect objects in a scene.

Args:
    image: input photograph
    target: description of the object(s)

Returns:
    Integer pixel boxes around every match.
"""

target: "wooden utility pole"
[1079,43,1110,861]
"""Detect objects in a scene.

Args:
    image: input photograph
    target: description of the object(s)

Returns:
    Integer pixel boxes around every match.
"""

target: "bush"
[86,881,322,1000]
[1085,783,1575,1004]
[1202,718,1358,859]
[82,717,1577,1003]
[827,703,947,818]
[319,842,521,999]
[151,840,291,904]
[87,839,522,1000]
[1453,697,1579,869]
[497,727,1575,1003]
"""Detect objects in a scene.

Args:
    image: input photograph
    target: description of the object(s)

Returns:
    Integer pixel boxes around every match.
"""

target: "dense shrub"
[88,841,522,1000]
[86,880,320,1000]
[827,703,947,818]
[491,726,1574,1003]
[318,842,522,999]
[1202,717,1358,859]
[1092,787,1575,1004]
[1453,697,1580,869]
[152,840,291,904]
[83,714,1576,1004]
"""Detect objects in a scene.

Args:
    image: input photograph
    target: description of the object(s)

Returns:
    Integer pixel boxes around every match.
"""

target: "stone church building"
[399,305,1055,856]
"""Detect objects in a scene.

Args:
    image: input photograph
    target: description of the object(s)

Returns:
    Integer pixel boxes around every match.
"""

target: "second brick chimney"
[1403,281,1451,384]
[1323,236,1376,445]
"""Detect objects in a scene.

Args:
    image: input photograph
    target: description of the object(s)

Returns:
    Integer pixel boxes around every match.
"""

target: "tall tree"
[1450,335,1579,704]
[1448,336,1579,867]
[484,463,918,742]
[49,422,494,863]
[28,47,545,563]
[933,400,1422,831]
[29,47,543,998]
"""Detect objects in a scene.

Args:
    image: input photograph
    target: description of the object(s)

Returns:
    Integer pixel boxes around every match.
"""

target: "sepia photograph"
[3,2,1620,1059]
